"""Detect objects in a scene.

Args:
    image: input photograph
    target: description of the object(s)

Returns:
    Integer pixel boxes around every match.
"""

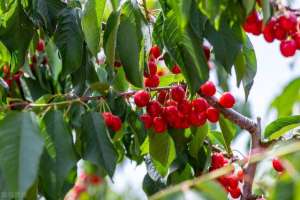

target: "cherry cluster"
[66,172,102,199]
[210,153,243,199]
[1,65,23,88]
[244,8,300,57]
[102,112,122,132]
[135,81,235,134]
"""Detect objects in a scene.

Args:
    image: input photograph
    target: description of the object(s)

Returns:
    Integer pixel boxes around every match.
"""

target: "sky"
[108,1,300,199]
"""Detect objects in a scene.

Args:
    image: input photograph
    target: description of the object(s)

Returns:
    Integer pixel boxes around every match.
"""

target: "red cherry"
[211,153,226,169]
[206,107,220,123]
[280,39,297,57]
[237,169,244,182]
[114,61,122,68]
[157,69,165,77]
[171,85,185,102]
[147,101,162,117]
[178,99,192,115]
[165,99,178,107]
[102,112,114,126]
[89,175,102,185]
[140,114,153,129]
[144,61,157,77]
[278,12,297,32]
[293,32,300,49]
[199,81,216,96]
[274,24,288,41]
[272,158,285,172]
[153,117,167,133]
[163,105,179,123]
[263,18,276,43]
[111,115,122,132]
[203,45,211,61]
[36,39,45,52]
[246,11,260,23]
[150,45,161,59]
[189,111,207,127]
[134,90,150,107]
[228,187,241,199]
[252,20,263,35]
[219,92,235,108]
[144,75,160,88]
[42,57,48,65]
[157,90,168,105]
[192,98,208,112]
[227,175,239,189]
[31,55,37,64]
[171,64,181,74]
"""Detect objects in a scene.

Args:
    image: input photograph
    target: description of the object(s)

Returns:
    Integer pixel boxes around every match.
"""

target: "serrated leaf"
[54,8,84,79]
[82,0,106,55]
[264,115,300,140]
[189,124,208,159]
[82,112,117,177]
[0,112,44,197]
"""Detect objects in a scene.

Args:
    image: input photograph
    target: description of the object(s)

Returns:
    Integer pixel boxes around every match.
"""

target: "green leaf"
[103,11,120,67]
[54,8,84,79]
[163,12,209,94]
[45,39,62,82]
[234,35,257,99]
[204,19,243,73]
[199,0,228,28]
[196,180,228,200]
[167,164,193,185]
[0,1,34,68]
[42,110,77,196]
[82,112,117,177]
[117,15,143,87]
[113,67,129,92]
[0,112,44,196]
[242,0,255,15]
[264,115,300,140]
[82,0,106,55]
[149,131,176,175]
[271,77,300,117]
[189,124,208,159]
[261,0,271,23]
[219,115,236,154]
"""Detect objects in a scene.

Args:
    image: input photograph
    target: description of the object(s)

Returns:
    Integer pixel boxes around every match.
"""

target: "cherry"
[178,99,192,115]
[89,175,102,185]
[227,175,239,189]
[203,45,211,61]
[73,185,86,194]
[219,92,235,108]
[163,105,179,123]
[178,115,190,129]
[102,112,114,126]
[199,81,216,96]
[111,115,122,132]
[157,90,168,105]
[171,64,181,74]
[36,39,45,52]
[274,25,287,41]
[153,117,167,133]
[144,61,157,77]
[157,68,165,76]
[252,20,263,36]
[189,111,206,127]
[134,90,150,107]
[192,98,208,112]
[114,61,122,68]
[140,114,153,129]
[293,32,300,49]
[263,18,276,43]
[150,45,161,59]
[237,169,244,182]
[206,107,220,123]
[165,99,178,107]
[144,74,160,88]
[280,39,297,57]
[31,55,37,64]
[171,85,185,102]
[42,57,48,65]
[147,101,162,117]
[228,186,241,199]
[211,153,226,169]
[272,158,285,172]
[278,12,297,32]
